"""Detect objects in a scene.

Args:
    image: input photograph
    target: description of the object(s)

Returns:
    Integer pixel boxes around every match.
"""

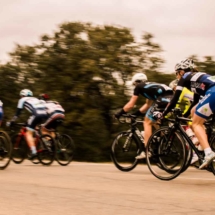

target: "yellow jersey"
[176,87,193,114]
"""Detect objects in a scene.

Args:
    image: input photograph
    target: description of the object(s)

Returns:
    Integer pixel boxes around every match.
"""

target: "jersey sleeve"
[133,85,141,96]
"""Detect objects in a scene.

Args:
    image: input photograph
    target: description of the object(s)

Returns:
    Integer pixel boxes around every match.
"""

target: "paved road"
[1,161,215,215]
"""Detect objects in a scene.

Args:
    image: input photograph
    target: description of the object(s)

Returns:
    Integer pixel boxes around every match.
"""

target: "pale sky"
[1,0,215,72]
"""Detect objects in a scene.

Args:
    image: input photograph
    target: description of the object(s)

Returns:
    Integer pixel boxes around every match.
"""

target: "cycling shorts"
[146,94,173,122]
[195,85,215,119]
[43,111,65,130]
[26,109,48,131]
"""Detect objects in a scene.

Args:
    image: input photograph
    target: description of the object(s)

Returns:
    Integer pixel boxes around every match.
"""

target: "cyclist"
[39,94,65,138]
[8,89,47,159]
[0,100,4,126]
[114,73,173,159]
[160,58,215,169]
[169,79,194,114]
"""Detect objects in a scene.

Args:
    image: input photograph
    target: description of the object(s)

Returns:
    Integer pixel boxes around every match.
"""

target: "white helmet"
[175,58,195,72]
[169,79,178,90]
[131,73,147,85]
[20,89,33,97]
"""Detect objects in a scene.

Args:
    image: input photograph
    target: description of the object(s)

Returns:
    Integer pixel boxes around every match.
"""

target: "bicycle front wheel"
[110,131,141,172]
[55,134,75,166]
[146,126,187,181]
[37,134,55,166]
[11,135,27,164]
[0,135,12,169]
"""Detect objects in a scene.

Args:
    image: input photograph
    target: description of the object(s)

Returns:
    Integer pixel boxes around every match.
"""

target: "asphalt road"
[1,161,215,215]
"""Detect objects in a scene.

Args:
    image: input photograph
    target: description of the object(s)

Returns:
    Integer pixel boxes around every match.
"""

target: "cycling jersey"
[16,97,46,116]
[134,82,173,99]
[163,72,215,118]
[134,82,173,122]
[0,100,3,121]
[41,101,65,130]
[43,101,65,115]
[176,88,193,114]
[13,97,47,131]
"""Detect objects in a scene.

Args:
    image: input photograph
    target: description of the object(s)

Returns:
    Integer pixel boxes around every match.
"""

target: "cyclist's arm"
[162,89,181,117]
[139,99,153,113]
[123,95,138,112]
[183,93,200,118]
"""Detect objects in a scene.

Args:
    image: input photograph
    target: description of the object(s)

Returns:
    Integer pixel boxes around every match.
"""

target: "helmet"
[175,58,195,72]
[20,89,33,97]
[39,93,50,100]
[169,79,178,90]
[131,73,147,85]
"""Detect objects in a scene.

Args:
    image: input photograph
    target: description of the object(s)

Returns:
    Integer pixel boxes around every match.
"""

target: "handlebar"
[117,114,143,125]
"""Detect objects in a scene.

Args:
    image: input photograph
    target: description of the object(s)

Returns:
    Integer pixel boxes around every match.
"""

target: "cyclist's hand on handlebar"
[6,121,14,127]
[114,109,126,119]
[114,112,122,119]
[153,111,163,120]
[131,110,143,118]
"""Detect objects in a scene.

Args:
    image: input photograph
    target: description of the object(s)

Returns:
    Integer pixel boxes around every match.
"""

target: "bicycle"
[110,114,146,172]
[146,108,215,181]
[10,123,56,166]
[0,129,12,169]
[54,131,75,166]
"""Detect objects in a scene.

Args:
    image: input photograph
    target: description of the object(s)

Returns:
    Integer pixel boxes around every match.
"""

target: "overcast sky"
[1,0,215,72]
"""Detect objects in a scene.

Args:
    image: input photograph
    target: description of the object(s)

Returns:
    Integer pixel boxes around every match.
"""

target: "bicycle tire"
[11,134,27,164]
[0,135,12,169]
[208,134,215,174]
[146,126,187,180]
[37,134,55,165]
[55,134,75,166]
[110,131,141,172]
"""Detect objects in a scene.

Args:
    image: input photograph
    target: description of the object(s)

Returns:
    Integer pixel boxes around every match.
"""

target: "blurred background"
[1,0,215,161]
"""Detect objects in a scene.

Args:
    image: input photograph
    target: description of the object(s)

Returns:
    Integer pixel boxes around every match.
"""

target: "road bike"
[146,108,215,181]
[10,123,56,165]
[111,114,145,172]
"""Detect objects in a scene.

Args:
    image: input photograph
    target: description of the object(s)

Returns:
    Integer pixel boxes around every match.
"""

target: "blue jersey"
[163,72,215,117]
[176,72,215,96]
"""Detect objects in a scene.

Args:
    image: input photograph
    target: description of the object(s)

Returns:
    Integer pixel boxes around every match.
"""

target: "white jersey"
[43,101,65,115]
[17,97,46,113]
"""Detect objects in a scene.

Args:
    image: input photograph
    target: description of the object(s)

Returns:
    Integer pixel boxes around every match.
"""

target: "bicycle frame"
[125,117,145,152]
[13,126,40,151]
[166,116,205,161]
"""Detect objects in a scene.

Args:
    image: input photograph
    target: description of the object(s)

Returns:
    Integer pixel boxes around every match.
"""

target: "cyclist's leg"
[193,89,215,168]
[26,113,47,158]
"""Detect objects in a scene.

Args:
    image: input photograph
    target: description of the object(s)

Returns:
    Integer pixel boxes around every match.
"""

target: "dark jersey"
[163,72,215,117]
[133,82,173,100]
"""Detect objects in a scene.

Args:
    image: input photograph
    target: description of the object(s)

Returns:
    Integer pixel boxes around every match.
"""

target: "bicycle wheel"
[110,131,141,172]
[11,134,27,164]
[0,135,12,169]
[208,134,215,174]
[37,134,55,165]
[146,126,187,180]
[55,134,75,166]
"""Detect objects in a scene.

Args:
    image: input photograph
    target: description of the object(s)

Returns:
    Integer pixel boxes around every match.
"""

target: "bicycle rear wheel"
[55,134,75,166]
[110,131,141,172]
[146,126,187,180]
[37,134,55,165]
[0,135,12,169]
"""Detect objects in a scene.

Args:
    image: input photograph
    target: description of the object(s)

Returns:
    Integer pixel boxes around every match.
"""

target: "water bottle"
[185,127,201,148]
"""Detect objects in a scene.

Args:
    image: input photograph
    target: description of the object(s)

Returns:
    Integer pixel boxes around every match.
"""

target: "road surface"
[1,161,215,215]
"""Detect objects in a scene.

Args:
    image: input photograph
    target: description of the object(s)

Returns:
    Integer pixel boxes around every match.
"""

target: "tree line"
[1,21,215,161]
